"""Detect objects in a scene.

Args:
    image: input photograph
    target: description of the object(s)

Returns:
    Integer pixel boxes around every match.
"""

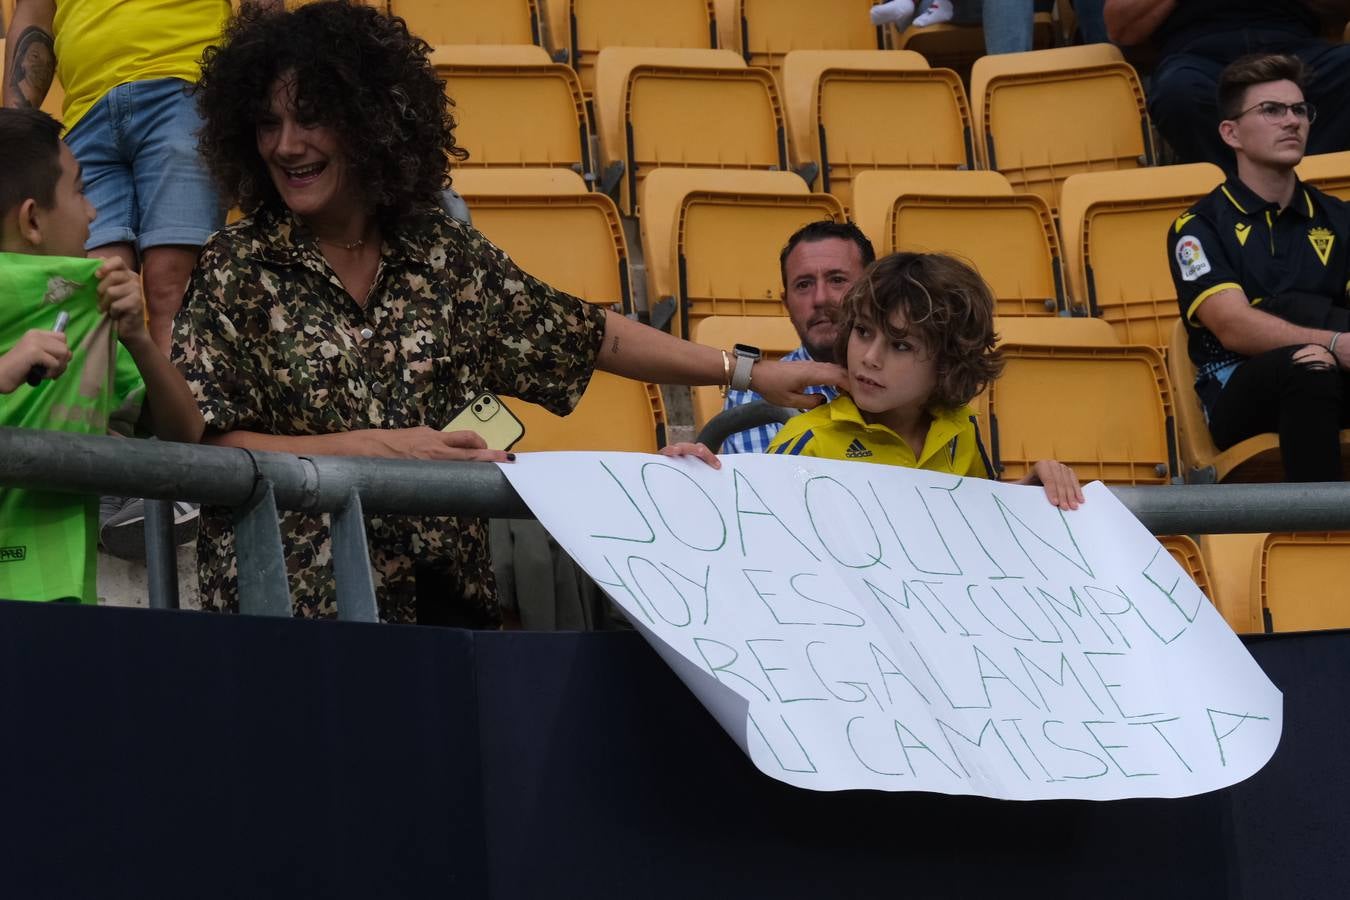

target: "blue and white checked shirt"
[719,345,839,454]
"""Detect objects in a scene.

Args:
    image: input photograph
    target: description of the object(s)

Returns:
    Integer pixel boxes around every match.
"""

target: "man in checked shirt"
[719,220,876,454]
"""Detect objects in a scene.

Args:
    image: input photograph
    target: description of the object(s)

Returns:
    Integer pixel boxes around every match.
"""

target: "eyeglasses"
[1234,100,1318,124]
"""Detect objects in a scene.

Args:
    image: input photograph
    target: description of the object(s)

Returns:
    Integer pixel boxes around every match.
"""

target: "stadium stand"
[505,372,667,452]
[566,0,718,97]
[456,183,631,312]
[970,43,1154,216]
[736,0,886,90]
[779,49,973,211]
[1295,150,1350,203]
[592,47,783,215]
[639,168,809,332]
[431,47,591,176]
[388,0,542,47]
[645,173,846,337]
[983,343,1177,485]
[687,314,802,429]
[1167,319,1350,483]
[1059,163,1226,350]
[1256,532,1350,632]
[853,170,1066,317]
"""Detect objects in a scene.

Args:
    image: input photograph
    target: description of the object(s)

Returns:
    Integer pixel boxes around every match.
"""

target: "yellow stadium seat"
[1166,319,1350,482]
[506,372,667,452]
[458,189,631,310]
[593,48,783,215]
[1059,163,1225,350]
[852,169,1012,251]
[986,343,1177,485]
[639,168,808,322]
[674,189,845,338]
[780,50,975,210]
[688,315,804,428]
[1200,533,1265,634]
[737,0,885,90]
[568,0,718,97]
[434,54,590,174]
[994,316,1118,346]
[429,44,552,65]
[1255,532,1350,632]
[452,168,588,195]
[1296,150,1350,202]
[389,0,541,46]
[859,172,1067,317]
[1158,533,1214,614]
[971,44,1154,215]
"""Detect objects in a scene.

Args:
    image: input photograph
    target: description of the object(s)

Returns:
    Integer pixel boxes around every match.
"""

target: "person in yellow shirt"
[665,252,1085,510]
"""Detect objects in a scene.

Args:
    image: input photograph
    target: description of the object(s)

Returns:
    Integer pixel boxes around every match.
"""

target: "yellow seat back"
[568,0,717,96]
[437,61,590,172]
[1059,164,1224,349]
[506,372,667,452]
[971,44,1152,215]
[1199,533,1266,634]
[1256,532,1350,632]
[890,192,1065,317]
[737,0,885,91]
[852,168,1012,251]
[677,190,845,338]
[988,343,1176,485]
[390,0,540,45]
[1296,150,1350,202]
[460,191,630,310]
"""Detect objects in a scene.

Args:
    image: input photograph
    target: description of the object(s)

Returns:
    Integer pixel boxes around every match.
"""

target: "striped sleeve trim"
[777,429,814,456]
[1185,282,1243,324]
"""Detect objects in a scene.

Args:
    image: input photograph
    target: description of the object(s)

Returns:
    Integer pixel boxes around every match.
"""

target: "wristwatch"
[730,343,761,392]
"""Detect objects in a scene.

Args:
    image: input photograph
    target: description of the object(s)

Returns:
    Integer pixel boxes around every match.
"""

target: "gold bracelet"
[720,349,732,395]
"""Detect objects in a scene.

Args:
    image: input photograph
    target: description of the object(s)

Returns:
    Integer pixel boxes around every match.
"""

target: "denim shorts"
[64,77,224,252]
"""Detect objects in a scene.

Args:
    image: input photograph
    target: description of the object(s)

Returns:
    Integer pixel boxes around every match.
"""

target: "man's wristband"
[1330,332,1343,356]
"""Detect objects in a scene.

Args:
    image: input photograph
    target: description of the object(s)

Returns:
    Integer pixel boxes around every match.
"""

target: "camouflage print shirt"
[172,204,606,624]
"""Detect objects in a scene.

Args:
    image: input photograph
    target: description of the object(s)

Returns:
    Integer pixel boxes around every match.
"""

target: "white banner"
[501,452,1282,799]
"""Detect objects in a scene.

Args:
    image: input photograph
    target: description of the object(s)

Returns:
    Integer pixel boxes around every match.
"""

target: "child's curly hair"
[194,0,466,228]
[831,252,1004,410]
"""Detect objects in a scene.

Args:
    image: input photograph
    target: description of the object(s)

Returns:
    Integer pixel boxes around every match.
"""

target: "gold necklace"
[316,236,365,251]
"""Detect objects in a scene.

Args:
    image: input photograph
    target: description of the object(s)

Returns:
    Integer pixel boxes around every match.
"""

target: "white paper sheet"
[501,452,1282,799]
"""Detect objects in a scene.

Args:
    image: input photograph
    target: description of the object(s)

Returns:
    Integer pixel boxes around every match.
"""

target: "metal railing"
[4,416,1350,619]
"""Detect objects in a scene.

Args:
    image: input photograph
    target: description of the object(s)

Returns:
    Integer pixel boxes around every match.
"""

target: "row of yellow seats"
[441,42,1151,220]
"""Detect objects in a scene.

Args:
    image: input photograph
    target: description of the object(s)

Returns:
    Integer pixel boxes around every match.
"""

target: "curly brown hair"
[831,252,1004,411]
[194,0,467,227]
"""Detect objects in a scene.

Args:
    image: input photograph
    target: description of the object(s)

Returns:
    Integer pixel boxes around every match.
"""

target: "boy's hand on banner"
[0,329,72,393]
[96,258,153,351]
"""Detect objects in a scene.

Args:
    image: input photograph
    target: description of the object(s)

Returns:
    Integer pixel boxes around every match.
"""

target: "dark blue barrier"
[0,600,1340,898]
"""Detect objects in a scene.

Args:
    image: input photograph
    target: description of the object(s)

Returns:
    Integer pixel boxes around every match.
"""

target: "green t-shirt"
[0,253,145,604]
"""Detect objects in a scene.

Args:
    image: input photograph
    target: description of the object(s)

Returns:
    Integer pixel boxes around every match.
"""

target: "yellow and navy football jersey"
[765,395,994,478]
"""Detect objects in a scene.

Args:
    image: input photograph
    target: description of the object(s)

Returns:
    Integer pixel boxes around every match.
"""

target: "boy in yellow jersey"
[665,252,1084,510]
[0,108,204,601]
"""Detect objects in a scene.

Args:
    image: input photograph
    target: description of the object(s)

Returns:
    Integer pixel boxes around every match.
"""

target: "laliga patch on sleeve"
[1176,235,1212,282]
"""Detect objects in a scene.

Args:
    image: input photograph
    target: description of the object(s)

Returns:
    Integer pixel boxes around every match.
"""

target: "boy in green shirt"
[0,108,204,603]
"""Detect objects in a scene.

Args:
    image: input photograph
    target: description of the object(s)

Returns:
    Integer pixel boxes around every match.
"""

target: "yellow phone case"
[442,391,526,451]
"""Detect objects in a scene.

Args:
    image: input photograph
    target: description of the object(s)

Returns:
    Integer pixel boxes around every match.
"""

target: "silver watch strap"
[731,354,755,392]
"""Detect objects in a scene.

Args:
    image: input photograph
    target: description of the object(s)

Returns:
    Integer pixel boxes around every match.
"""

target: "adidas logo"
[845,438,873,459]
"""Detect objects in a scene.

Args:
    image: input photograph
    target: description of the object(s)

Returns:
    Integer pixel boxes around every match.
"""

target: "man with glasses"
[1106,0,1350,167]
[1169,54,1350,482]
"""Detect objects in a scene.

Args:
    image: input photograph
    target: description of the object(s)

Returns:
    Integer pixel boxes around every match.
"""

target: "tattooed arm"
[2,0,57,110]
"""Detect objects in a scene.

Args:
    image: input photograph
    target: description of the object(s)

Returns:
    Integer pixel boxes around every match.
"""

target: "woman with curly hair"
[173,0,841,626]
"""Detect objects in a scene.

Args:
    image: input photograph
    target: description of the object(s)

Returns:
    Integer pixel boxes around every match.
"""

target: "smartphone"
[443,391,525,451]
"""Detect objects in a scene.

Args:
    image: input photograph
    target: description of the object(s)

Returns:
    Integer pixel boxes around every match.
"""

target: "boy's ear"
[14,198,44,249]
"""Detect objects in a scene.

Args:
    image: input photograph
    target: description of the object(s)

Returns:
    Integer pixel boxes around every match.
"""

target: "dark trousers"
[1150,28,1350,167]
[1208,345,1350,482]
